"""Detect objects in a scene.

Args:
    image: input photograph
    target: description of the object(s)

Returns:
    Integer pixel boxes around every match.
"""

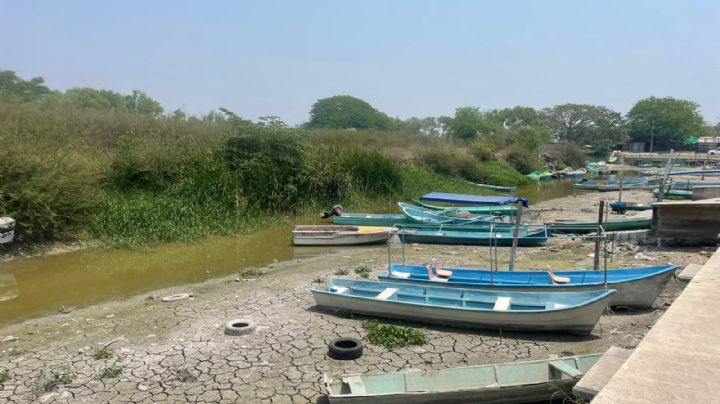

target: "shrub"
[506,146,541,174]
[362,320,427,349]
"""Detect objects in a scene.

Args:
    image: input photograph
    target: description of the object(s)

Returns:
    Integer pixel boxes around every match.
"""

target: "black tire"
[328,338,363,360]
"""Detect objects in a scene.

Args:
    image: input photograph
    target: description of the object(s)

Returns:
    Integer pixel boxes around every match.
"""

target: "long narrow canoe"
[673,181,720,188]
[312,278,615,334]
[332,214,412,227]
[292,226,395,246]
[398,202,497,225]
[397,227,550,246]
[609,201,652,213]
[466,182,517,193]
[394,222,524,233]
[546,217,651,233]
[573,182,600,190]
[411,200,518,217]
[379,264,678,308]
[325,353,603,404]
[596,184,656,192]
[653,189,692,198]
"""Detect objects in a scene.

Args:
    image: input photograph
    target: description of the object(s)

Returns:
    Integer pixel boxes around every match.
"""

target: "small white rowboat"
[292,225,396,246]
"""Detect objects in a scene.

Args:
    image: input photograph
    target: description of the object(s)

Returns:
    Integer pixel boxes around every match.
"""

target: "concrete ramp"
[593,248,720,403]
[572,346,632,401]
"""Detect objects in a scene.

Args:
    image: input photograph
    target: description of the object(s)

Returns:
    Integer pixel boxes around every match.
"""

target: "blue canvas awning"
[420,192,529,208]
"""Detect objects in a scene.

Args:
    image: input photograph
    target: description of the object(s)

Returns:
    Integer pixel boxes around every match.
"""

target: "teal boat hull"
[398,227,550,246]
[546,218,651,233]
[332,214,412,227]
[411,200,518,217]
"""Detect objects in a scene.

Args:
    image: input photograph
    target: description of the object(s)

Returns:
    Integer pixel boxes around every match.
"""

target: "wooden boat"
[672,181,720,189]
[312,278,615,334]
[653,189,692,199]
[411,200,518,217]
[397,227,550,246]
[380,264,678,308]
[332,213,412,227]
[526,171,542,180]
[394,222,520,233]
[325,353,603,403]
[596,184,655,192]
[573,181,599,190]
[466,181,517,193]
[292,226,395,246]
[546,217,651,233]
[609,201,652,213]
[398,202,498,225]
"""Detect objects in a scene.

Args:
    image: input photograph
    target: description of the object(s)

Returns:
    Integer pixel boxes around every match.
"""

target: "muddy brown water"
[0,178,611,326]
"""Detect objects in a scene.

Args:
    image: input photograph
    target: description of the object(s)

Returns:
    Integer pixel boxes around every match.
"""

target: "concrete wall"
[648,199,720,246]
[692,186,720,200]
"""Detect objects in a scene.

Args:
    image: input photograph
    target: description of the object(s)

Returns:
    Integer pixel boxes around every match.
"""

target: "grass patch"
[0,370,10,384]
[362,319,427,349]
[354,266,371,278]
[51,365,75,384]
[334,268,349,276]
[92,348,113,360]
[99,365,122,379]
[312,277,325,284]
[237,267,264,278]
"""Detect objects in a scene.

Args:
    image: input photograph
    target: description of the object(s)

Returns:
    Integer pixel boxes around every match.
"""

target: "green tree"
[541,104,627,153]
[0,70,50,102]
[307,95,395,130]
[125,90,163,116]
[511,125,552,152]
[627,97,704,149]
[491,106,541,129]
[62,87,128,112]
[449,107,502,142]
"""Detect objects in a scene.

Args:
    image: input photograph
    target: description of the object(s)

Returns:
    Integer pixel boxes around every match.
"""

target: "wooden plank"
[376,288,398,300]
[344,376,367,394]
[493,296,511,311]
[549,361,583,378]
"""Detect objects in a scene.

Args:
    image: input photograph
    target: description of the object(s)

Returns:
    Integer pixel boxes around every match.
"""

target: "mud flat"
[0,190,710,403]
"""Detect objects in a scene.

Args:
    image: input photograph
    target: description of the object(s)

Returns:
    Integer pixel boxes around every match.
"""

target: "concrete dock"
[593,247,720,403]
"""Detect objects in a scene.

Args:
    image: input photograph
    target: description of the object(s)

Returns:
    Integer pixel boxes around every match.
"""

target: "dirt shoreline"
[0,189,711,403]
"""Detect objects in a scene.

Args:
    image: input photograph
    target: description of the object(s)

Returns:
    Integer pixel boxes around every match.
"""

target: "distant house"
[623,142,648,153]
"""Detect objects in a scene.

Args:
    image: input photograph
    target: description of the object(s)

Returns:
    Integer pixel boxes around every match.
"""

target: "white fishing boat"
[312,279,615,334]
[292,225,395,246]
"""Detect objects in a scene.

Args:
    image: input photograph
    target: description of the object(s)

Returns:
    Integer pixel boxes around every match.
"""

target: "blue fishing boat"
[397,227,550,246]
[379,264,678,308]
[398,202,499,225]
[312,278,615,334]
[411,200,518,216]
[673,181,720,188]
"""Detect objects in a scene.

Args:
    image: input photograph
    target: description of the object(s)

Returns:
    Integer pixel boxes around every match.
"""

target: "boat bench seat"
[546,302,568,310]
[376,288,398,300]
[343,376,367,394]
[549,361,583,378]
[330,286,348,294]
[493,296,512,311]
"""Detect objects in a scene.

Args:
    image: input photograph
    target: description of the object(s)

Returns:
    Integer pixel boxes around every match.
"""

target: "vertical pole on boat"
[618,154,624,202]
[593,200,605,271]
[387,236,392,275]
[508,201,523,271]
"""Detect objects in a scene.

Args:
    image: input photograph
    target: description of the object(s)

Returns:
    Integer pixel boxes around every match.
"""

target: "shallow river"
[0,178,598,326]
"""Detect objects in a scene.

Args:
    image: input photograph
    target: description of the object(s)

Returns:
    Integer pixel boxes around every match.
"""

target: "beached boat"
[653,189,692,199]
[397,227,550,246]
[292,226,395,246]
[596,184,656,192]
[606,179,655,185]
[672,181,720,189]
[411,200,518,217]
[325,353,603,404]
[312,278,615,334]
[398,202,498,225]
[466,181,517,193]
[332,213,411,227]
[573,182,600,190]
[546,217,651,233]
[563,168,587,177]
[394,222,520,233]
[380,264,678,308]
[609,201,652,213]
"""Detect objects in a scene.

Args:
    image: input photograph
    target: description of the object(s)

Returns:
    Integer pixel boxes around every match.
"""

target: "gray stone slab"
[677,263,703,282]
[572,346,632,401]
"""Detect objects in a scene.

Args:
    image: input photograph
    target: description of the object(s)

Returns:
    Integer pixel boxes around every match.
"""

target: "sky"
[2,0,719,125]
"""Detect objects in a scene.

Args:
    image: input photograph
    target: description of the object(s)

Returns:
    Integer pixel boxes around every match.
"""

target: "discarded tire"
[161,293,191,302]
[224,319,256,336]
[328,338,363,360]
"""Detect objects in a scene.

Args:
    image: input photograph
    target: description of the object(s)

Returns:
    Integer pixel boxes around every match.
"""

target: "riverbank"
[0,190,710,403]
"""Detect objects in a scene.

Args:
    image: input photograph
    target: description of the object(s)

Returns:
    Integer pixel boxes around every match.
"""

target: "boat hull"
[312,287,611,335]
[293,226,395,246]
[332,214,411,227]
[411,200,518,217]
[547,219,650,233]
[380,264,677,308]
[398,228,549,246]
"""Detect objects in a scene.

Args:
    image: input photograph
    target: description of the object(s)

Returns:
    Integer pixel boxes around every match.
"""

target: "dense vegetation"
[0,69,716,247]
